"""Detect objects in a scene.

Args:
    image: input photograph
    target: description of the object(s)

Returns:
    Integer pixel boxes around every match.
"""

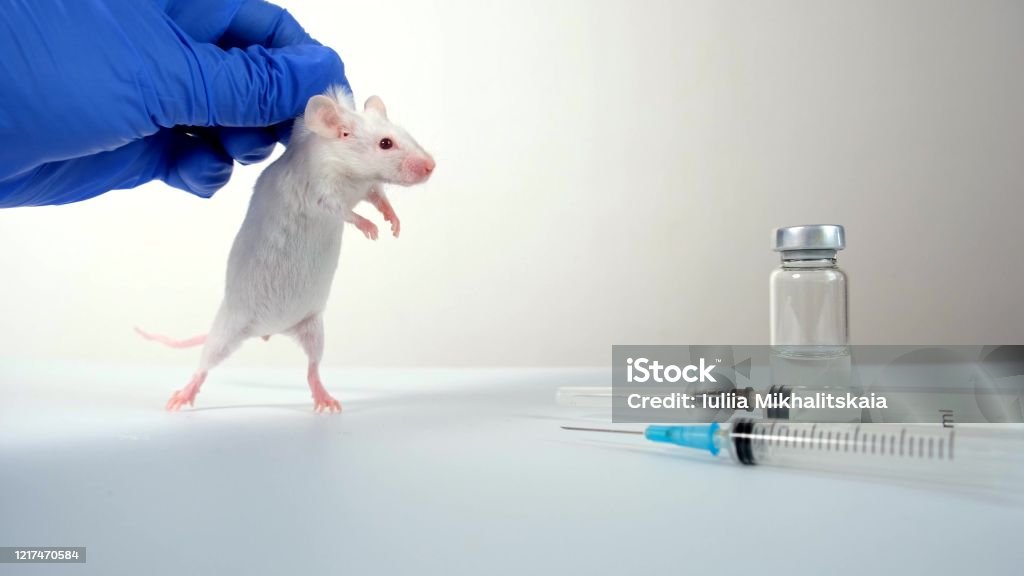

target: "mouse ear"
[364,95,388,119]
[304,95,353,139]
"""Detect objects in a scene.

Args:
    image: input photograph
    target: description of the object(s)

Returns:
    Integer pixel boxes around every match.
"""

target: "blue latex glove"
[0,0,349,207]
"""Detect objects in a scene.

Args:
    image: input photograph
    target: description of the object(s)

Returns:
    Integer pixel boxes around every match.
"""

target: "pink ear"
[364,95,388,119]
[304,95,351,139]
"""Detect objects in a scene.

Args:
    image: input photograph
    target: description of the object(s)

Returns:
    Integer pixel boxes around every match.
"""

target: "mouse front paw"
[385,214,401,238]
[357,220,379,241]
[347,212,379,240]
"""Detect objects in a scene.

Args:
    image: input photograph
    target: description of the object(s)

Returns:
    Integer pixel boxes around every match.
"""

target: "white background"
[1,0,1022,368]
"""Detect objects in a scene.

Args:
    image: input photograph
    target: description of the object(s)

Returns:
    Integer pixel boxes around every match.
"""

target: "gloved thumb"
[157,41,347,129]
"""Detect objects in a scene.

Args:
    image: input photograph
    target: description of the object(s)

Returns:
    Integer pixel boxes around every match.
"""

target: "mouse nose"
[402,156,436,182]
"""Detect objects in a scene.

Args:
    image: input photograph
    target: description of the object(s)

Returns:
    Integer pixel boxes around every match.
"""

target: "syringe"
[564,420,1024,492]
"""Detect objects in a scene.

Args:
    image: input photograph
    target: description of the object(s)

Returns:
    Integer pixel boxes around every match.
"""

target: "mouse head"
[303,93,435,186]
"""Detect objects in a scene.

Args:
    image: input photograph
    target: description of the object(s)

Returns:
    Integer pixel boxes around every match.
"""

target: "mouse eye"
[379,138,393,150]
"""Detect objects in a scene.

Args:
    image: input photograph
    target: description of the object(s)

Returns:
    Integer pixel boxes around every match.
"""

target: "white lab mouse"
[137,87,435,412]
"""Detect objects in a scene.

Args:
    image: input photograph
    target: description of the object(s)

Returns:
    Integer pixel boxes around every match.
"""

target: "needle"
[561,426,644,435]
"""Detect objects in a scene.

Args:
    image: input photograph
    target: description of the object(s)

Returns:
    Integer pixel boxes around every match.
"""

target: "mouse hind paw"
[166,372,206,411]
[313,393,342,413]
[308,370,341,413]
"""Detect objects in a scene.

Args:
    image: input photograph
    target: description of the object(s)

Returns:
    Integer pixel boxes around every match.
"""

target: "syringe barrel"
[724,420,1023,490]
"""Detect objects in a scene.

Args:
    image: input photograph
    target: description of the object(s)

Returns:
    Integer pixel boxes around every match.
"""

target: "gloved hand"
[0,0,349,207]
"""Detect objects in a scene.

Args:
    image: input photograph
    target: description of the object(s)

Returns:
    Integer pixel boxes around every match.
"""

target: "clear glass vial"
[770,224,848,355]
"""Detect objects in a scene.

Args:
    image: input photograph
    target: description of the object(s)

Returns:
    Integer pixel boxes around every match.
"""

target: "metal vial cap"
[773,224,845,258]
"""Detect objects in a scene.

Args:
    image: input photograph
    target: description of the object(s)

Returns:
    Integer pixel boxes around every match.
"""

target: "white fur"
[195,87,434,372]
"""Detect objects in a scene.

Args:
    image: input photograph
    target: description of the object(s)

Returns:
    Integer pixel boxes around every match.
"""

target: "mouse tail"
[134,326,207,349]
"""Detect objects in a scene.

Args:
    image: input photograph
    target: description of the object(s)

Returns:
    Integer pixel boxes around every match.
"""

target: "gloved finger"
[160,129,235,198]
[219,1,352,141]
[161,0,246,44]
[221,0,319,48]
[170,42,346,128]
[0,134,171,207]
[215,126,278,164]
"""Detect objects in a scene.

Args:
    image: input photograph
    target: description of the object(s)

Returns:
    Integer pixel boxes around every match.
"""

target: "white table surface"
[1,359,1022,575]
